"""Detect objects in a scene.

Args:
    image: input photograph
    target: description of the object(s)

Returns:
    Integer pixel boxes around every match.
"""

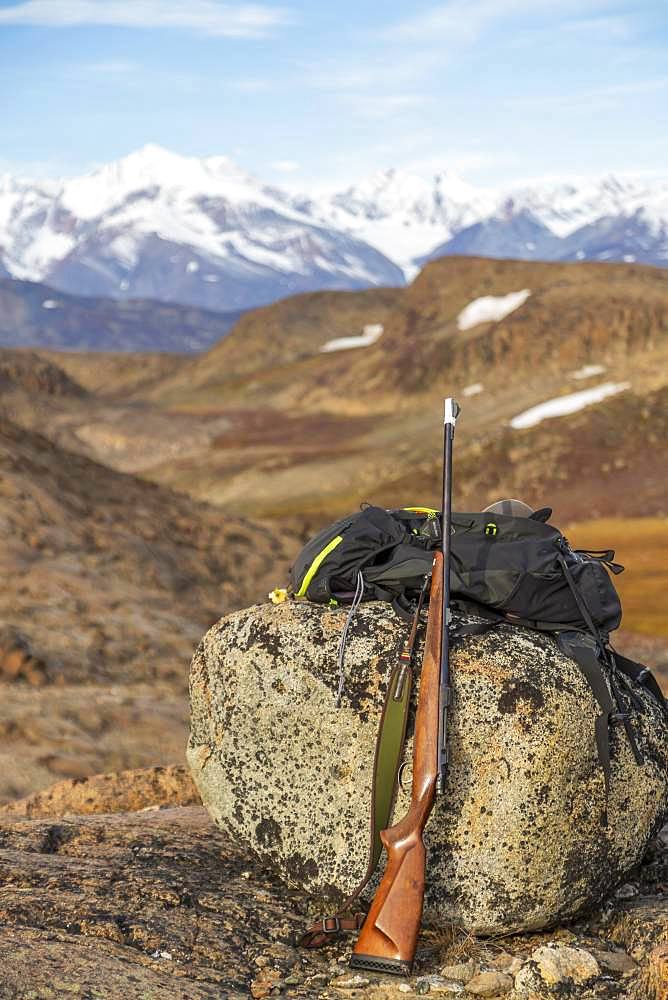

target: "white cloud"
[231,78,270,93]
[558,15,632,38]
[405,149,519,176]
[350,94,427,120]
[270,160,300,172]
[80,60,138,75]
[0,0,292,38]
[303,50,442,94]
[382,0,619,46]
[507,77,668,115]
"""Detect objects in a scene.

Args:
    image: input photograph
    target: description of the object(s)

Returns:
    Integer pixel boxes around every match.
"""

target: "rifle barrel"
[437,397,460,795]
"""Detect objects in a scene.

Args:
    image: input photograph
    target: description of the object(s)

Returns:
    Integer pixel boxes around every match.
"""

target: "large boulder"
[187,600,668,935]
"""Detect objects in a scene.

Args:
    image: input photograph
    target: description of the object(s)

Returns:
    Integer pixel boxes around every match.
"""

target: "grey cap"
[482,498,535,518]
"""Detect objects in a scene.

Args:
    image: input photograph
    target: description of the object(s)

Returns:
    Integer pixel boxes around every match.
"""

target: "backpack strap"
[608,648,668,716]
[557,630,648,826]
[557,631,616,826]
[557,554,607,652]
[300,576,428,948]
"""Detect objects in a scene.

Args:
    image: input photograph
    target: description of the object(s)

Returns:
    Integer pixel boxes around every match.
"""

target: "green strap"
[370,662,412,871]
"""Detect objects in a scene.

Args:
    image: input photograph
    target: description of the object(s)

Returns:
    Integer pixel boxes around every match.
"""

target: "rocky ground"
[0,768,665,999]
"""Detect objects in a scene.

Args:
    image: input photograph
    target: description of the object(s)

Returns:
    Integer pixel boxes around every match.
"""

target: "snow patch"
[570,364,607,380]
[41,299,60,309]
[462,383,484,397]
[510,382,630,429]
[457,289,531,331]
[321,323,384,353]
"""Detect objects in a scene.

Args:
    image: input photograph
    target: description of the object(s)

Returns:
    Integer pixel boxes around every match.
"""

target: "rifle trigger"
[398,760,412,793]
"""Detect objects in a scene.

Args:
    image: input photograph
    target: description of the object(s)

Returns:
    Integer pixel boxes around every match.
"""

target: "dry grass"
[566,518,668,638]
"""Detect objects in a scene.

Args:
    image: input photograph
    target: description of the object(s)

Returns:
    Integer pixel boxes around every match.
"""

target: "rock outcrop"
[188,600,668,935]
[0,764,199,820]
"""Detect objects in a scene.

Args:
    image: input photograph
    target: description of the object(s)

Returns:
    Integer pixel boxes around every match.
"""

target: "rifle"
[349,397,460,976]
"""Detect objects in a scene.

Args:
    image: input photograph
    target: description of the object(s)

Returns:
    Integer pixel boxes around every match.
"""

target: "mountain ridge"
[0,277,246,352]
[2,147,668,313]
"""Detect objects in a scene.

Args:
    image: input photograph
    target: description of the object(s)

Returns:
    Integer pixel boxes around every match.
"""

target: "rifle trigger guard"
[398,760,412,793]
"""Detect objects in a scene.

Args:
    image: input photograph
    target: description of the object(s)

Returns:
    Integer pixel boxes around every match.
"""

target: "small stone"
[417,977,464,994]
[398,986,412,994]
[591,949,638,974]
[614,882,638,900]
[515,944,599,993]
[250,968,282,999]
[330,973,371,990]
[466,971,514,996]
[491,954,513,970]
[439,960,478,983]
[493,952,524,976]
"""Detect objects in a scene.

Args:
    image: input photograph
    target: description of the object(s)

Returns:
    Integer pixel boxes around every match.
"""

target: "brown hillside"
[143,257,668,416]
[255,256,668,408]
[0,416,293,685]
[0,349,88,398]
[12,257,661,536]
[135,260,667,529]
[35,347,188,397]
[0,417,297,801]
[372,256,668,393]
[146,285,402,407]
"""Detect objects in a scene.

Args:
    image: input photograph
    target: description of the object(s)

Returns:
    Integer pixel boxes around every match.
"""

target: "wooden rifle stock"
[350,552,443,976]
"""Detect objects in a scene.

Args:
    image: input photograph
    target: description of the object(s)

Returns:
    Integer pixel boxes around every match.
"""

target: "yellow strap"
[402,506,439,515]
[296,535,344,598]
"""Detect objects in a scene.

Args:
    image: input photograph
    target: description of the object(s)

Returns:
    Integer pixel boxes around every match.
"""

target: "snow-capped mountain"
[311,171,668,272]
[2,147,668,316]
[0,145,404,311]
[295,168,496,277]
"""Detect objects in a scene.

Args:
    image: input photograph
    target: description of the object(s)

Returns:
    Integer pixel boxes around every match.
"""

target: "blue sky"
[0,0,666,188]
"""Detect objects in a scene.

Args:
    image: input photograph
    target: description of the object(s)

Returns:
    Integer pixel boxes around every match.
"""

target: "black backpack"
[289,503,624,637]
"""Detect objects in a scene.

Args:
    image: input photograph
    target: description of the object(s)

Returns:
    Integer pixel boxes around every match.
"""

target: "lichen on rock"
[187,600,668,935]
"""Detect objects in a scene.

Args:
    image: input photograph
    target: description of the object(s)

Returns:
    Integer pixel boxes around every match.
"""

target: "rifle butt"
[350,825,427,976]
